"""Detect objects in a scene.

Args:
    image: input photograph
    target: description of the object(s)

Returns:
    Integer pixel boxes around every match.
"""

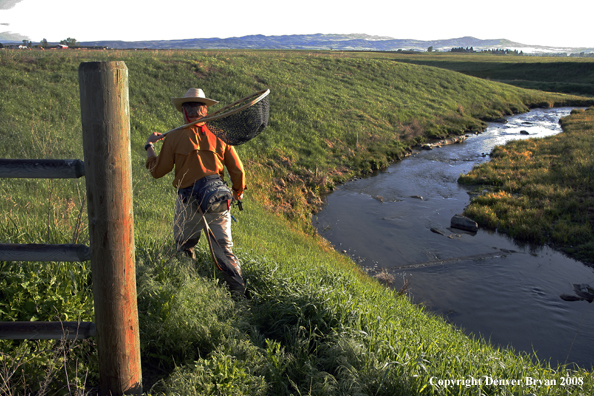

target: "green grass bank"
[460,106,594,265]
[1,49,593,394]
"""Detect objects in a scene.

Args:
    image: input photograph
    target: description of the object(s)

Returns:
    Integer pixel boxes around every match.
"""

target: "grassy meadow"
[384,52,594,97]
[1,49,593,394]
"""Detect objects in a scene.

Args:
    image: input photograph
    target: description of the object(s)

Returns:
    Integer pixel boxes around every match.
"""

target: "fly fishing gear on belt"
[178,175,233,213]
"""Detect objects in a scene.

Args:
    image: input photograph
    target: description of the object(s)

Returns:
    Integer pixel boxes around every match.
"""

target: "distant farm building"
[2,44,30,49]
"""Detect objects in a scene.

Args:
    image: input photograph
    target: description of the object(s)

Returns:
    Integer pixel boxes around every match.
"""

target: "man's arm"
[224,146,246,200]
[145,132,173,178]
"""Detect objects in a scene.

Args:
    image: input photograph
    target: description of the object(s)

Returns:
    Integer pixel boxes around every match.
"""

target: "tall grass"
[1,49,593,394]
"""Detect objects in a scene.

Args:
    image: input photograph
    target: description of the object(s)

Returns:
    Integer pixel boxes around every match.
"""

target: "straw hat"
[171,88,219,112]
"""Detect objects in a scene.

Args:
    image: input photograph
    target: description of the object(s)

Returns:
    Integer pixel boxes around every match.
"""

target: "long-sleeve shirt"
[146,124,246,193]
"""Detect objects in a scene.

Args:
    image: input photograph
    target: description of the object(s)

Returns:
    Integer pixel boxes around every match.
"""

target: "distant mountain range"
[3,33,592,54]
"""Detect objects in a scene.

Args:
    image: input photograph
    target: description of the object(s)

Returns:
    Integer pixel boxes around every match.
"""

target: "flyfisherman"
[144,88,246,297]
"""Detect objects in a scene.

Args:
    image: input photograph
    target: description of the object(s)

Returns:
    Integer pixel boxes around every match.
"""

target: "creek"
[313,108,594,369]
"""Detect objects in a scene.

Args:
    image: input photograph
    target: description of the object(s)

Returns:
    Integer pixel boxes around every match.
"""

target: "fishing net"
[164,89,270,146]
[207,89,270,145]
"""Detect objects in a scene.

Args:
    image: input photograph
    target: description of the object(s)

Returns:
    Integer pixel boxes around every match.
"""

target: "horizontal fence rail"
[0,243,91,262]
[0,321,96,340]
[0,159,90,263]
[0,159,85,179]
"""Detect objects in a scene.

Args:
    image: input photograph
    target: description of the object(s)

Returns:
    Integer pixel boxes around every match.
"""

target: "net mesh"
[207,94,270,146]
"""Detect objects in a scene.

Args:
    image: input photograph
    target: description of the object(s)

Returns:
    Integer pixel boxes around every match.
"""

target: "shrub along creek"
[314,107,594,369]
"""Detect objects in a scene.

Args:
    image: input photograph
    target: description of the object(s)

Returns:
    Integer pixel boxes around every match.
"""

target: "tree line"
[450,46,524,55]
[1,38,79,49]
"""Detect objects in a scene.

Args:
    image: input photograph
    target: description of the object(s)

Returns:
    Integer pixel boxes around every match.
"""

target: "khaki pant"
[174,196,244,293]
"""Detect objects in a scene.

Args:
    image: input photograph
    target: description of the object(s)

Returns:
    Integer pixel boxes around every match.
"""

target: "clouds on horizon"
[0,0,21,35]
[0,0,25,10]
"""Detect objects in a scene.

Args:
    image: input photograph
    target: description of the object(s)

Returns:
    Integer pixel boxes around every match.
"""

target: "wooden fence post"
[78,61,142,395]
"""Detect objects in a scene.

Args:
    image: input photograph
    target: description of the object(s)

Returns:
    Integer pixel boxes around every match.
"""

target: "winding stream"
[314,108,594,369]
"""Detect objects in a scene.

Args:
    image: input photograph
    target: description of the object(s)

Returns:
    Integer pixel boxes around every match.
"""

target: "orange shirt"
[146,124,246,193]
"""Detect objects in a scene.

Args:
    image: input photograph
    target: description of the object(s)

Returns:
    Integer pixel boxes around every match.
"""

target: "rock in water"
[450,214,478,232]
[560,294,583,302]
[573,284,594,303]
[560,284,594,303]
[430,227,448,236]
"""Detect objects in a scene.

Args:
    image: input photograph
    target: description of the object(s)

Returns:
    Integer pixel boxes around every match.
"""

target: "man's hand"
[233,190,243,202]
[146,132,164,145]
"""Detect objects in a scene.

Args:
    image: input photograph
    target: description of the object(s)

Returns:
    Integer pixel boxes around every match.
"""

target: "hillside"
[387,53,594,97]
[1,50,593,394]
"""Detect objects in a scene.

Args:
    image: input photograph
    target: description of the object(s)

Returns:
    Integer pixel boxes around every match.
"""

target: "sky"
[1,0,593,48]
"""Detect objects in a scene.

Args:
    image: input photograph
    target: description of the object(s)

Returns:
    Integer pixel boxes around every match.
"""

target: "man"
[145,88,246,296]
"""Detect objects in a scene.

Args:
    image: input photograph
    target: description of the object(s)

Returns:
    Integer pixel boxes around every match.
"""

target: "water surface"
[314,108,594,369]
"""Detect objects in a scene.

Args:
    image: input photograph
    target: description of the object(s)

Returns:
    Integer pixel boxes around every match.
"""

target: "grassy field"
[1,49,593,394]
[380,52,594,97]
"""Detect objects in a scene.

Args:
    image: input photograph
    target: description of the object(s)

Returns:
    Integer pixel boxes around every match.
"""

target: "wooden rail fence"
[0,62,142,395]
